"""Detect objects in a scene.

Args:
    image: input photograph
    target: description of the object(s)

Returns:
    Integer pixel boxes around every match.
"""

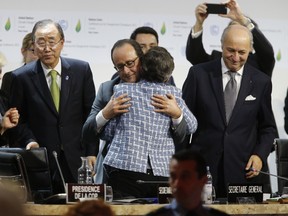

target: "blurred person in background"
[186,0,275,77]
[1,32,38,99]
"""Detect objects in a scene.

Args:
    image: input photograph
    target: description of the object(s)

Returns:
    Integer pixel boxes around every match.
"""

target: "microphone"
[136,180,168,184]
[248,167,288,181]
[53,151,67,193]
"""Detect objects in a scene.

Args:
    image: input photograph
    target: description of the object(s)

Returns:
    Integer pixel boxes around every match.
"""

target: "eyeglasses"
[114,57,138,72]
[35,38,62,50]
[27,48,34,52]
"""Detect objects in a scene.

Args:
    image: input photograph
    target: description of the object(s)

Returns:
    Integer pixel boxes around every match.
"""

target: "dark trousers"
[105,165,168,199]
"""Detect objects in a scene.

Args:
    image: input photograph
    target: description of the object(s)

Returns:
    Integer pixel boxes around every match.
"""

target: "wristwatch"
[245,18,255,31]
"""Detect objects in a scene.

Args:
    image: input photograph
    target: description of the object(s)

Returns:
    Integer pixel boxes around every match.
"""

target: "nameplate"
[158,184,172,204]
[227,183,263,203]
[66,183,105,203]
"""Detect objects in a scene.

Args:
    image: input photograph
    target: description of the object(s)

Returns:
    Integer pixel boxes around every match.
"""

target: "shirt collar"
[221,58,244,76]
[170,199,204,215]
[41,58,62,77]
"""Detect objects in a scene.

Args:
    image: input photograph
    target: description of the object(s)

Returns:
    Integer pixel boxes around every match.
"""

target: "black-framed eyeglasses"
[35,38,63,50]
[114,57,138,72]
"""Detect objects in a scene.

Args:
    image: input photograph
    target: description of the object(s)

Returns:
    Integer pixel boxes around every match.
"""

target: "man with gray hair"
[182,24,276,198]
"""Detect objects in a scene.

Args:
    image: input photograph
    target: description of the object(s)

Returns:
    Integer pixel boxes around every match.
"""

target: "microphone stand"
[250,168,288,181]
[136,180,168,184]
[53,151,67,193]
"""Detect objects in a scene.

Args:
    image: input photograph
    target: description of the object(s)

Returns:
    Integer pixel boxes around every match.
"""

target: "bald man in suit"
[182,24,276,197]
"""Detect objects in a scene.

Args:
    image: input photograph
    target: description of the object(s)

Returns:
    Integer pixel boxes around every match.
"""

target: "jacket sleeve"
[251,24,275,77]
[82,83,104,156]
[186,30,213,65]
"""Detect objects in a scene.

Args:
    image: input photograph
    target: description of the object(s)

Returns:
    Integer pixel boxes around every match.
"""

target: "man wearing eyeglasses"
[111,26,176,86]
[83,39,188,189]
[10,19,95,194]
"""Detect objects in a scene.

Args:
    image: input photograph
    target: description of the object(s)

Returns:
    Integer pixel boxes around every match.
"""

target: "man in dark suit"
[111,26,175,86]
[182,24,277,198]
[186,0,275,77]
[83,39,188,185]
[10,19,95,193]
[146,149,229,216]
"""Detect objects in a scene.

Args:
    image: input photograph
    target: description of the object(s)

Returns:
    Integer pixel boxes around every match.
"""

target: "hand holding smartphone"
[206,3,227,14]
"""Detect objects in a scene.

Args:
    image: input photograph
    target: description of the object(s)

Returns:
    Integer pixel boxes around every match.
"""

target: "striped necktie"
[224,71,237,122]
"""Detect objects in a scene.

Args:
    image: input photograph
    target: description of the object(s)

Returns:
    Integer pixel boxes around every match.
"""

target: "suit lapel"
[229,65,254,123]
[59,57,71,114]
[209,61,227,124]
[30,61,58,115]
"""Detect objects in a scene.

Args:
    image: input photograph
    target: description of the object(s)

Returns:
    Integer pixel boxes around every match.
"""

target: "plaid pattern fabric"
[103,80,197,176]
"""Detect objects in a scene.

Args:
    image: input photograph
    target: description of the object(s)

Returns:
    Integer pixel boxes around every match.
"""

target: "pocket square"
[245,95,256,101]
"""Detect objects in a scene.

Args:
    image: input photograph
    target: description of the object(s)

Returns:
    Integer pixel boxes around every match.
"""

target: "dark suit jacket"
[10,57,95,179]
[182,59,276,192]
[185,24,275,77]
[0,90,9,146]
[284,88,288,134]
[1,71,13,99]
[146,200,229,216]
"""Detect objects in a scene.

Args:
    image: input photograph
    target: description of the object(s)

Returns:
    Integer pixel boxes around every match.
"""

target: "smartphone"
[206,3,227,14]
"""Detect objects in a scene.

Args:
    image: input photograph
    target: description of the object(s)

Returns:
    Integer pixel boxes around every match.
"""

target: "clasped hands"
[103,93,181,120]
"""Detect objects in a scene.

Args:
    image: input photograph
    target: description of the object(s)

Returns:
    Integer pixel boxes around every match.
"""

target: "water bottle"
[203,166,213,204]
[78,157,93,184]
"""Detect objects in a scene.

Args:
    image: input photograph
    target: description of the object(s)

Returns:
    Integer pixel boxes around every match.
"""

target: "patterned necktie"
[50,70,60,111]
[224,71,237,122]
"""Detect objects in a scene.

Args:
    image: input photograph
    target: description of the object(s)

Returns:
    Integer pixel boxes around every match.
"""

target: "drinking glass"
[105,186,113,202]
[212,186,216,203]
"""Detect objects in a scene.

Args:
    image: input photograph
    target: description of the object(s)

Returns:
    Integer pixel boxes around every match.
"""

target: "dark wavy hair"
[172,149,207,178]
[140,46,174,83]
[63,200,114,216]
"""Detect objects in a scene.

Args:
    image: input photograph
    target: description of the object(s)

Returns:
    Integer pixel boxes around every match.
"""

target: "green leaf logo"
[276,49,281,61]
[160,22,166,35]
[5,18,11,31]
[75,20,81,32]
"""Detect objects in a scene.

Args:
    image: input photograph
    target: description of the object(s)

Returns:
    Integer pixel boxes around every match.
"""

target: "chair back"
[274,138,288,194]
[0,147,53,202]
[0,151,32,201]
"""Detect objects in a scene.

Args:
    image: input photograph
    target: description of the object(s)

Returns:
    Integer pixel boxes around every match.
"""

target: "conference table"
[24,203,288,216]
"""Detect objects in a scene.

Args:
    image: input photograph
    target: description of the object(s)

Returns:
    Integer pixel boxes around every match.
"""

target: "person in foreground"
[63,199,114,216]
[0,185,25,216]
[102,46,197,198]
[146,149,229,216]
[182,24,277,197]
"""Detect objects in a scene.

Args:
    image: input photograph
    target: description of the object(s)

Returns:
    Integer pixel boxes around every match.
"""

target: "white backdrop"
[1,0,288,193]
